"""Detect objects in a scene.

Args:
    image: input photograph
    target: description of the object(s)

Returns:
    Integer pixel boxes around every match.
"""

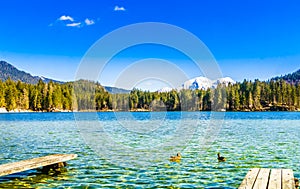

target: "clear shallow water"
[0,112,299,188]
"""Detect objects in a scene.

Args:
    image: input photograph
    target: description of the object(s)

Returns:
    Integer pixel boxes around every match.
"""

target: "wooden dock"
[0,154,77,177]
[239,168,296,189]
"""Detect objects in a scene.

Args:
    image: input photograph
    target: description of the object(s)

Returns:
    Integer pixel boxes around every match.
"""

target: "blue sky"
[0,0,299,90]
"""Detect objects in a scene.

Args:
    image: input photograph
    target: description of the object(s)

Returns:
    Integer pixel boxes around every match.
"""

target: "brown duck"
[170,153,181,162]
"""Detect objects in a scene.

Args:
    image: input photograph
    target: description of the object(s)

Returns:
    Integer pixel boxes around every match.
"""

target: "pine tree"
[4,78,17,111]
[253,80,262,110]
[234,87,240,110]
[0,81,6,107]
[213,84,226,111]
[52,84,63,109]
[20,88,29,110]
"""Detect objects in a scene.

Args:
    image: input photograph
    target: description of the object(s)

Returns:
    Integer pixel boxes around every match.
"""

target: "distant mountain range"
[1,60,299,94]
[0,60,62,84]
[0,60,130,94]
[271,69,300,84]
[157,69,300,92]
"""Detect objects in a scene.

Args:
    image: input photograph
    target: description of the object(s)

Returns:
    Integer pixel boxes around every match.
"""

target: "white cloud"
[51,15,96,28]
[85,18,95,25]
[114,6,126,11]
[59,15,74,22]
[66,22,81,27]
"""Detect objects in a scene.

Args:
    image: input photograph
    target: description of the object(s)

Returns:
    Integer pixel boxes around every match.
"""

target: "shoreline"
[0,107,299,113]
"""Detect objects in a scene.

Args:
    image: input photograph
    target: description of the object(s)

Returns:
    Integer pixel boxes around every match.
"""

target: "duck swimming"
[170,153,181,162]
[217,152,226,162]
[295,178,299,189]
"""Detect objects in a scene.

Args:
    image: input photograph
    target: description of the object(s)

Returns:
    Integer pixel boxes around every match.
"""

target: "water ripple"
[0,112,299,188]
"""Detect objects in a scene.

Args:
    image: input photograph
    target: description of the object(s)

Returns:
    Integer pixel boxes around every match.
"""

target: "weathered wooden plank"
[253,168,270,189]
[0,154,77,177]
[282,169,295,189]
[268,169,281,189]
[240,168,296,189]
[238,168,260,189]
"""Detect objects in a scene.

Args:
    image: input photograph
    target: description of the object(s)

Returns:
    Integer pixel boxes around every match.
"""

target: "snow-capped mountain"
[182,76,235,90]
[182,76,212,90]
[157,76,235,92]
[212,77,236,87]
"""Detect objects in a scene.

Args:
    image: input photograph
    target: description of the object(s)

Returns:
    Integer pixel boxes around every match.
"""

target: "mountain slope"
[104,86,130,94]
[0,60,62,84]
[0,60,129,94]
[271,69,300,84]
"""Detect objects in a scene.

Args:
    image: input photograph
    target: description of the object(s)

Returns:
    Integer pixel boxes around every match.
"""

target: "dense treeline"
[0,78,299,112]
[0,78,74,111]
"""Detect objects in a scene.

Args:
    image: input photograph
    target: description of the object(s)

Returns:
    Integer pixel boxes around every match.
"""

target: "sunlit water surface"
[0,112,299,188]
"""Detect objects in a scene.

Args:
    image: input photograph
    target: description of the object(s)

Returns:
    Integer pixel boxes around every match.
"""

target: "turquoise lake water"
[0,112,299,188]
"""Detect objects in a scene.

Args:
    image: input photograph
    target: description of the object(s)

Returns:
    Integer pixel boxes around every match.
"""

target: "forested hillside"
[271,69,300,84]
[0,61,129,94]
[0,77,299,112]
